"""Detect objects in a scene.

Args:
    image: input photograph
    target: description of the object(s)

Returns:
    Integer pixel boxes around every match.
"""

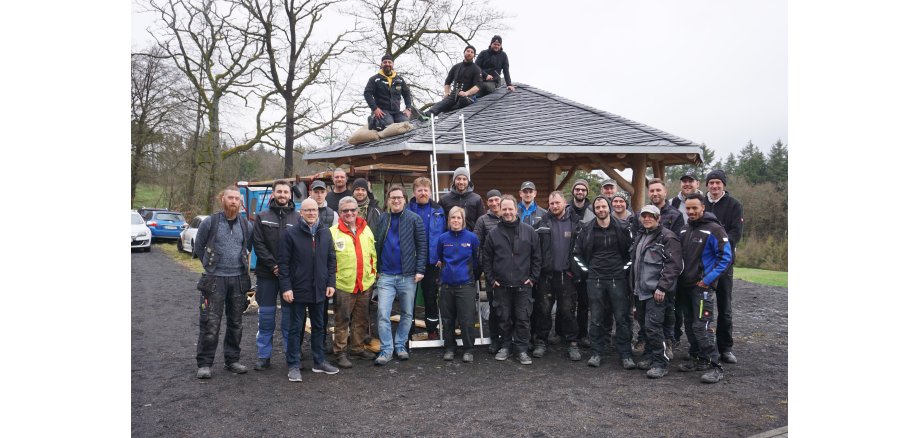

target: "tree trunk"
[184,96,204,212]
[284,96,295,178]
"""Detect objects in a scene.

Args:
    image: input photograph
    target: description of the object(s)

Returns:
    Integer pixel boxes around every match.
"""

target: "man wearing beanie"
[475,35,515,97]
[568,179,595,223]
[351,178,381,230]
[567,178,594,347]
[474,189,504,353]
[702,169,744,364]
[438,166,484,231]
[364,54,415,131]
[611,191,639,237]
[427,45,483,116]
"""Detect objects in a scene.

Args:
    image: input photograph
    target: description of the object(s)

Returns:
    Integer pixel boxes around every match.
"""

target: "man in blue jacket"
[373,185,428,365]
[676,193,733,384]
[408,177,447,340]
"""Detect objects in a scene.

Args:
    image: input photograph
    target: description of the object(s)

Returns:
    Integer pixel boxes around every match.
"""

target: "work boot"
[196,367,211,379]
[721,352,738,364]
[224,362,248,374]
[443,350,455,361]
[665,341,674,360]
[637,359,653,370]
[532,340,547,358]
[287,367,302,382]
[632,340,646,356]
[518,352,533,365]
[494,347,510,361]
[568,343,581,361]
[462,352,473,363]
[587,355,601,368]
[622,357,637,370]
[254,358,271,371]
[336,353,353,369]
[701,365,724,383]
[488,340,501,354]
[678,358,707,372]
[647,367,668,379]
[353,349,377,360]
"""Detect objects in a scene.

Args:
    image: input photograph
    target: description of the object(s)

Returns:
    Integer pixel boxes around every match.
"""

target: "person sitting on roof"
[475,35,515,97]
[364,54,415,131]
[426,45,483,117]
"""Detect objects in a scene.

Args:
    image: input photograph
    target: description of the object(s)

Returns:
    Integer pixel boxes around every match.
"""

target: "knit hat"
[491,35,502,44]
[572,179,589,194]
[352,178,370,192]
[705,169,727,186]
[381,53,393,62]
[453,167,471,183]
[486,189,502,199]
[612,191,629,202]
[464,44,476,54]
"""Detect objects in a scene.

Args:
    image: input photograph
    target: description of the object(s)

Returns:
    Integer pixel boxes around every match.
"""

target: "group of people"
[364,35,515,131]
[193,165,744,384]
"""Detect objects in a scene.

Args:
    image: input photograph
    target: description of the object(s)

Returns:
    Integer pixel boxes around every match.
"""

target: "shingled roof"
[305,83,702,161]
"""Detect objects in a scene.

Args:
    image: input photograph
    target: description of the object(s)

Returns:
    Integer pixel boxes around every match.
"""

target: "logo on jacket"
[335,239,346,251]
[461,243,471,248]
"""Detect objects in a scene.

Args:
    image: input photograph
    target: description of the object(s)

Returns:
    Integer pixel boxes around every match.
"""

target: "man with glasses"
[373,185,427,365]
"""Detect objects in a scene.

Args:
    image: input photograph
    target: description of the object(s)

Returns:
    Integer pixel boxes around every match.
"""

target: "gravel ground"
[132,244,788,437]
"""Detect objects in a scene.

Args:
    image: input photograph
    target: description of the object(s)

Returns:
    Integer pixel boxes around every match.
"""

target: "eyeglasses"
[389,196,404,200]
[341,208,357,214]
[573,188,587,192]
[301,208,319,212]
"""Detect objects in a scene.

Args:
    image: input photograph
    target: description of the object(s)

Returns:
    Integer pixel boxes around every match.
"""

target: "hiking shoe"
[494,348,510,361]
[647,367,668,379]
[518,352,533,365]
[254,358,271,371]
[622,357,637,370]
[225,362,247,374]
[287,367,302,382]
[353,349,377,360]
[568,344,582,361]
[701,365,724,383]
[374,353,392,366]
[312,361,340,375]
[443,350,455,361]
[532,341,547,358]
[678,359,707,372]
[336,353,353,369]
[487,340,501,354]
[637,359,653,370]
[665,341,674,360]
[396,350,410,361]
[632,340,646,356]
[462,352,473,363]
[721,352,738,364]
[587,355,601,368]
[196,367,211,379]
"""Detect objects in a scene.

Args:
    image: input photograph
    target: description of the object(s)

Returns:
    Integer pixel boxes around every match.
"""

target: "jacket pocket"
[197,274,217,294]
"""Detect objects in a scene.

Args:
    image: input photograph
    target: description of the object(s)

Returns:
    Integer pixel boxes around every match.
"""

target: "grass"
[134,183,166,209]
[157,241,203,273]
[735,267,787,288]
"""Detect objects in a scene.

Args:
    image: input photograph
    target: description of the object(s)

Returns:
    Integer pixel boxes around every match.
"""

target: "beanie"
[352,178,370,192]
[705,169,727,186]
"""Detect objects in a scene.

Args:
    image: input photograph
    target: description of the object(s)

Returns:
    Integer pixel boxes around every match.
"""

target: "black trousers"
[586,278,633,357]
[493,284,533,354]
[715,266,734,354]
[575,280,589,340]
[535,272,578,343]
[440,282,478,352]
[636,296,670,368]
[429,95,475,116]
[196,275,248,368]
[678,284,719,364]
[413,264,440,335]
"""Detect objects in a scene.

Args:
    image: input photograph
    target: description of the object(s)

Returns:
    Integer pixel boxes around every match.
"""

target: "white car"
[178,215,208,256]
[131,211,152,252]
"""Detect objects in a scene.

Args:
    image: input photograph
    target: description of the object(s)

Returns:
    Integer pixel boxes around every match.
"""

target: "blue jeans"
[376,274,417,356]
[255,275,290,359]
[286,301,328,368]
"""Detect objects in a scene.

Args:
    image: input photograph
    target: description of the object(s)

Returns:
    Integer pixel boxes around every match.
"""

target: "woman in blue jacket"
[435,207,480,363]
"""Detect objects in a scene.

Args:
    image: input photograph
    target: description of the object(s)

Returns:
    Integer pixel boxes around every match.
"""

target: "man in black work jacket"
[475,35,515,97]
[427,45,483,117]
[364,54,414,131]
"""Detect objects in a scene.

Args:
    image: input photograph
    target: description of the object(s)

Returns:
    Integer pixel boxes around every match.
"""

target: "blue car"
[146,211,187,241]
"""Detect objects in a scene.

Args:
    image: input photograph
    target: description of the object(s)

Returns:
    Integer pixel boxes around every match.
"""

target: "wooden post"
[653,161,665,180]
[630,155,647,211]
[554,165,578,191]
[589,156,634,194]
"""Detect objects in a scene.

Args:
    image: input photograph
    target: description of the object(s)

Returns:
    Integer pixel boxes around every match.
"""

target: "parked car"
[138,207,168,220]
[146,211,187,241]
[178,215,208,255]
[131,211,152,252]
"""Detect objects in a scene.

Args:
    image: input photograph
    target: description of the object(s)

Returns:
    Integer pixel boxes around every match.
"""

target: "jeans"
[255,275,290,359]
[493,285,533,354]
[679,284,719,364]
[535,272,578,343]
[333,289,371,355]
[586,278,633,358]
[286,301,328,368]
[376,274,417,356]
[637,297,670,368]
[715,265,734,354]
[440,282,478,352]
[196,275,248,367]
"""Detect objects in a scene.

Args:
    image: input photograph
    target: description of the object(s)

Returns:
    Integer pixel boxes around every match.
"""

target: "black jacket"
[278,218,336,303]
[482,218,541,287]
[657,202,685,236]
[444,60,483,93]
[534,207,580,276]
[475,48,511,85]
[364,72,413,113]
[704,191,743,256]
[438,182,484,231]
[252,199,299,277]
[630,225,682,300]
[568,199,595,223]
[573,217,632,281]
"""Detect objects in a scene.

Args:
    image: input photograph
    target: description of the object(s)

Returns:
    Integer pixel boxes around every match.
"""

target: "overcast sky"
[133,0,787,161]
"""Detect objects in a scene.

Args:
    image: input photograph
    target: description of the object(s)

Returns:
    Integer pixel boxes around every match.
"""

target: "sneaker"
[287,367,302,382]
[494,347,510,361]
[622,357,637,370]
[196,367,211,379]
[587,355,601,368]
[487,340,501,355]
[312,361,340,375]
[678,359,707,372]
[568,344,582,361]
[353,349,377,360]
[701,365,724,383]
[637,359,653,370]
[647,367,668,379]
[721,352,738,364]
[254,358,271,371]
[518,352,533,365]
[225,362,248,374]
[443,350,455,361]
[632,340,646,356]
[337,353,353,369]
[532,341,547,358]
[396,350,410,361]
[665,341,674,360]
[374,353,392,366]
[462,352,473,363]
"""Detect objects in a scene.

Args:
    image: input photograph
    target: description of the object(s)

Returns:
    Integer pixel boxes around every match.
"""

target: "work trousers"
[333,289,371,355]
[493,284,533,354]
[196,275,248,368]
[535,272,578,343]
[440,282,478,352]
[586,278,633,358]
[255,275,290,359]
[636,296,670,368]
[678,284,719,364]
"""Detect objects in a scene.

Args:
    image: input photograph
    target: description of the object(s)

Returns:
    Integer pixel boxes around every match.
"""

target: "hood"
[689,211,722,227]
[269,198,295,212]
[450,180,476,195]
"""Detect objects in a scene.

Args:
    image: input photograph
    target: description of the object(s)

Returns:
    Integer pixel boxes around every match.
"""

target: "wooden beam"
[589,156,634,194]
[470,153,502,174]
[630,155,647,211]
[554,165,578,191]
[653,161,665,179]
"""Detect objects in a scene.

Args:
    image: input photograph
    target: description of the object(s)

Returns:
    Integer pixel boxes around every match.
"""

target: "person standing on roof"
[438,167,484,231]
[518,181,546,227]
[364,54,415,131]
[326,168,353,212]
[408,177,447,341]
[475,35,515,97]
[427,45,483,117]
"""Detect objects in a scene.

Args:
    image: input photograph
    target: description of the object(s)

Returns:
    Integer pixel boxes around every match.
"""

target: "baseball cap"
[310,180,327,190]
[520,181,536,191]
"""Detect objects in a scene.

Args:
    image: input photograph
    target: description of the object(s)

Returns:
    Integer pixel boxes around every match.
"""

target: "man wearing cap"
[326,168,353,212]
[351,177,381,230]
[601,179,618,200]
[670,169,703,222]
[567,179,594,347]
[475,35,515,97]
[631,205,682,379]
[474,188,504,353]
[427,45,483,117]
[438,167,484,231]
[703,169,743,364]
[518,181,546,227]
[364,54,415,131]
[408,177,447,340]
[310,180,339,228]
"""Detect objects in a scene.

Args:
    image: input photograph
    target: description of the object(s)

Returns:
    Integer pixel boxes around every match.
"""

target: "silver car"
[178,215,208,256]
[131,211,152,252]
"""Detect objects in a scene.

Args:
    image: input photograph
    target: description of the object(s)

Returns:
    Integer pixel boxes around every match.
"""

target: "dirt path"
[132,245,787,437]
